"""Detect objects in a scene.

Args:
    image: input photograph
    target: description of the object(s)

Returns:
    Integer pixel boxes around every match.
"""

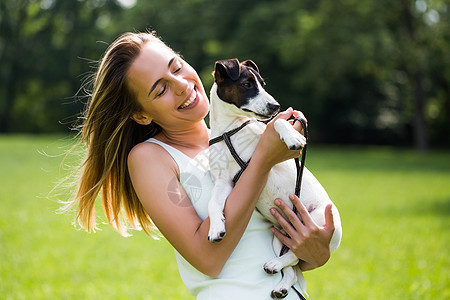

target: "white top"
[145,138,302,300]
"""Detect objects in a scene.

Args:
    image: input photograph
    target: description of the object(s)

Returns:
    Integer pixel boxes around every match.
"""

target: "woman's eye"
[156,85,167,97]
[173,61,183,73]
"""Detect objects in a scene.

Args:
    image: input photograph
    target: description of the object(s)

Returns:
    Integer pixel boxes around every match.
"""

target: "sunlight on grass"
[0,136,448,299]
[305,145,449,299]
[0,135,191,299]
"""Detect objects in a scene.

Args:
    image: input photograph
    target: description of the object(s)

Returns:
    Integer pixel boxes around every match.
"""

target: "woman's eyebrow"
[147,57,177,97]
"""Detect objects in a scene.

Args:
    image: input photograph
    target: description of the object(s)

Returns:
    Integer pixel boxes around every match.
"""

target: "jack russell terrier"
[207,58,342,299]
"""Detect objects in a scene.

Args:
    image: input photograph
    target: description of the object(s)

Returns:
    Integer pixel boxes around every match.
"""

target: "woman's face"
[127,41,210,129]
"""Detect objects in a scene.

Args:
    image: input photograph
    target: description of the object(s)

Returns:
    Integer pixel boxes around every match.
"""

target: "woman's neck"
[155,120,209,153]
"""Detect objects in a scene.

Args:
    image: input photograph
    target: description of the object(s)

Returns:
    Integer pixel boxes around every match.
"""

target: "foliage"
[0,0,449,149]
[115,0,450,148]
[0,135,449,298]
[0,0,122,133]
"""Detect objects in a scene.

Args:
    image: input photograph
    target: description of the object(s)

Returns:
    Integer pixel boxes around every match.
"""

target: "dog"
[207,58,342,299]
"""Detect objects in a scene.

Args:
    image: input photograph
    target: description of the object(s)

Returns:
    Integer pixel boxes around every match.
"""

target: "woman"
[66,32,337,299]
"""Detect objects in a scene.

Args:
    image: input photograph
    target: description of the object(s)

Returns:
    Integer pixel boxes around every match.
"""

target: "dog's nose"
[268,103,280,113]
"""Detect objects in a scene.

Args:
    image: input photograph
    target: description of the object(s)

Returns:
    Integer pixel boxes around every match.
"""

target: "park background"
[1,0,449,299]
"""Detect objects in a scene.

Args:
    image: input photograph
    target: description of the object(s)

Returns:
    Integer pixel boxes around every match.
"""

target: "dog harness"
[208,117,308,196]
[209,117,308,300]
[209,119,254,185]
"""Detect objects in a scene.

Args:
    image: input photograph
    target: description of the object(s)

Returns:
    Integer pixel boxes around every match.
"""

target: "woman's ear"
[131,113,152,125]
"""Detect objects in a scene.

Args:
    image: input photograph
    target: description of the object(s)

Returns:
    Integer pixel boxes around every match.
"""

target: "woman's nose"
[174,76,189,96]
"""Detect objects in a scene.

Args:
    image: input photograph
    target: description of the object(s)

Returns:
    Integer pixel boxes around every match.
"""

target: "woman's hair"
[63,32,169,236]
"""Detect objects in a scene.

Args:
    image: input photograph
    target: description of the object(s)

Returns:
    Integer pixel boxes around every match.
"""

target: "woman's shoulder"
[128,140,176,171]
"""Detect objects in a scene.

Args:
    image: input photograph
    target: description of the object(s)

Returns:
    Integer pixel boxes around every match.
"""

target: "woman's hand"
[253,107,307,171]
[270,194,335,271]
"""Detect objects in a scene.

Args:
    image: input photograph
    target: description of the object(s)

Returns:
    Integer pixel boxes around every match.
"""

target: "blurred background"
[1,0,449,150]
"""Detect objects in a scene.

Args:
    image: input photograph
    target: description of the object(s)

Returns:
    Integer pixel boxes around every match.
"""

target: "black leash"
[208,117,308,300]
[292,117,308,216]
[278,117,307,257]
[283,117,308,300]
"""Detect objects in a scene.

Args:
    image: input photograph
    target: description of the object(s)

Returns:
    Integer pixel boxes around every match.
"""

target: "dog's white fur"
[208,72,342,298]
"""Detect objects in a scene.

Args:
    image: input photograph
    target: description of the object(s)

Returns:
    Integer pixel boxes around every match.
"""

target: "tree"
[0,0,122,132]
[1,0,448,149]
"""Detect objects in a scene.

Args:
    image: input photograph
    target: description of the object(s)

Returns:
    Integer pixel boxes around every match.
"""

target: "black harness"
[208,117,308,196]
[209,119,254,185]
[209,117,308,300]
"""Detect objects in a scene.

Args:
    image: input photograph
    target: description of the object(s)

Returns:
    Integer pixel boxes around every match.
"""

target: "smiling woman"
[62,31,334,300]
[127,41,210,129]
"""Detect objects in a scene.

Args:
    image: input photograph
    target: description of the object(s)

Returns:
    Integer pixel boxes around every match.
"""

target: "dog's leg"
[265,236,305,299]
[274,119,306,150]
[295,266,308,299]
[265,236,299,274]
[265,250,299,274]
[270,266,297,299]
[208,178,233,242]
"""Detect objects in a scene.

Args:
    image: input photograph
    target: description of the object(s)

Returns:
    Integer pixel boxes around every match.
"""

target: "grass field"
[0,135,449,299]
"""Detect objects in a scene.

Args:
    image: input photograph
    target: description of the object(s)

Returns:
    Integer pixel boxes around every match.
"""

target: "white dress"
[146,138,303,300]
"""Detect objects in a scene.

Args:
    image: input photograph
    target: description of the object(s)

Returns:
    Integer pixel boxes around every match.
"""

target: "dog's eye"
[242,82,254,89]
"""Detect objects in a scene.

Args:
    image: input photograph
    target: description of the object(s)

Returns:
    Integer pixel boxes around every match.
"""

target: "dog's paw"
[274,119,306,150]
[264,258,284,274]
[271,288,289,299]
[208,216,226,243]
[283,132,306,150]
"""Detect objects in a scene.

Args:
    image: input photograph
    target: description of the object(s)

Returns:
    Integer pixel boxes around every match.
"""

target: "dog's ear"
[214,59,240,82]
[242,60,259,74]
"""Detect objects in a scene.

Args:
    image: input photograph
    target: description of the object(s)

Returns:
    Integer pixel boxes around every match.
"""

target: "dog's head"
[213,58,280,121]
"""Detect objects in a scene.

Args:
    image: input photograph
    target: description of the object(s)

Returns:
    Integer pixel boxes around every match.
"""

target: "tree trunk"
[413,71,427,151]
[401,0,428,152]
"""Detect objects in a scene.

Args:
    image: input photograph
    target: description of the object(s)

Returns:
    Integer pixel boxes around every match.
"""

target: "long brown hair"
[63,32,169,236]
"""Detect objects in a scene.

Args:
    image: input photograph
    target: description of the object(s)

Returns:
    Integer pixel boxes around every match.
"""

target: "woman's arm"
[270,194,336,271]
[128,108,304,277]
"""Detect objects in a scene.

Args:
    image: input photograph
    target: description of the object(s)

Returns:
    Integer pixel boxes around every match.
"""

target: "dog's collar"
[208,119,254,146]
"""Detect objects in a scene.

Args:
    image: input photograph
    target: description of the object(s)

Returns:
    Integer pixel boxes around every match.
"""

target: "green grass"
[0,135,449,299]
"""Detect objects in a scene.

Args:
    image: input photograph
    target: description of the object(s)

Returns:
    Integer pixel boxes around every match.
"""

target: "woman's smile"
[178,87,199,110]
